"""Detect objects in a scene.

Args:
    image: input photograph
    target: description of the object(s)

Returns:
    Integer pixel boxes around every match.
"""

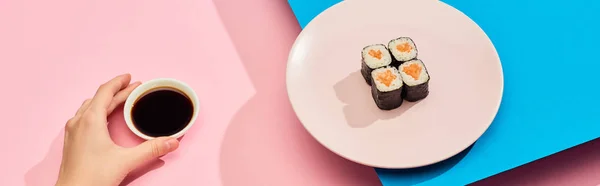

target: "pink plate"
[286,0,503,168]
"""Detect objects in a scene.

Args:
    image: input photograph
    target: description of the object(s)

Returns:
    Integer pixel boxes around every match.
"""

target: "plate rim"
[285,0,505,169]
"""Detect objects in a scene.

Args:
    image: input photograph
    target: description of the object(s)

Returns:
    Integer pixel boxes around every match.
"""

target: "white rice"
[362,44,392,69]
[388,37,417,62]
[371,67,403,92]
[398,59,429,86]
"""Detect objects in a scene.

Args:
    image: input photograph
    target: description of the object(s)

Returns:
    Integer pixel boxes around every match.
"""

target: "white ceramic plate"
[286,0,503,168]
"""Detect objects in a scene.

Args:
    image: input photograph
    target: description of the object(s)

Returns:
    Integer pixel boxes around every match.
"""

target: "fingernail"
[165,138,179,151]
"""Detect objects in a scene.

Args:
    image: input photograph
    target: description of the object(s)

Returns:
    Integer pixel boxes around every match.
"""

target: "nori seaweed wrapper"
[361,44,392,86]
[402,61,430,102]
[403,82,429,102]
[361,60,374,86]
[371,77,403,110]
[387,37,418,66]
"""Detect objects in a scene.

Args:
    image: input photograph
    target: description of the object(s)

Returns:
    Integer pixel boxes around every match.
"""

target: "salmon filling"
[376,69,397,87]
[396,42,412,53]
[402,63,422,80]
[368,49,383,60]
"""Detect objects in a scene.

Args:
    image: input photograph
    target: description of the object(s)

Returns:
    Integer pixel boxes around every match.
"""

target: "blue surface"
[287,0,600,185]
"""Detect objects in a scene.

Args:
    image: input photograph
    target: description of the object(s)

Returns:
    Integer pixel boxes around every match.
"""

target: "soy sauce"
[131,89,194,137]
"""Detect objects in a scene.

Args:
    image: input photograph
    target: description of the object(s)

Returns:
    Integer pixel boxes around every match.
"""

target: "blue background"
[287,0,600,185]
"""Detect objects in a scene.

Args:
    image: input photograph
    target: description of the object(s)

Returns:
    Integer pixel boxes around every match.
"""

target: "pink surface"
[213,0,379,185]
[286,0,502,168]
[0,0,380,185]
[472,138,600,186]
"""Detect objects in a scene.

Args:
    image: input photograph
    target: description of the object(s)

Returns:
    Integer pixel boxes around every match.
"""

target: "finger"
[124,137,180,170]
[107,81,141,115]
[75,99,92,116]
[89,74,132,113]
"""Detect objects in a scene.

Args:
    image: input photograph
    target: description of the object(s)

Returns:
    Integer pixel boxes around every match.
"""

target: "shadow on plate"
[334,71,418,128]
[375,144,474,185]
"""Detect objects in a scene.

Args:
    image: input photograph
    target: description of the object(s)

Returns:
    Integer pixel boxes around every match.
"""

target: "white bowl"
[123,78,200,140]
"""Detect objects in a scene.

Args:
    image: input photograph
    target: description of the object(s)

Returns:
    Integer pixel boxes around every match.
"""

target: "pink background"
[0,0,598,185]
[473,139,600,186]
[0,0,378,185]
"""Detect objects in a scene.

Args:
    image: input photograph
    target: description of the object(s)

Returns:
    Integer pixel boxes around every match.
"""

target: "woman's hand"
[56,74,180,186]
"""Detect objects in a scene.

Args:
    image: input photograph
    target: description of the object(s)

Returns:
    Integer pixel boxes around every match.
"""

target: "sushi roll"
[398,59,430,102]
[361,44,393,86]
[388,37,418,66]
[370,66,403,110]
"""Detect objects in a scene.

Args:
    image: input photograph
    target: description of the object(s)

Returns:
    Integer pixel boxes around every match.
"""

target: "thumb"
[125,137,180,168]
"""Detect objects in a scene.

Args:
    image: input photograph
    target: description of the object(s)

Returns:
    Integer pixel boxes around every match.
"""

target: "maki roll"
[361,44,393,86]
[388,37,418,66]
[370,66,404,110]
[398,59,430,102]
